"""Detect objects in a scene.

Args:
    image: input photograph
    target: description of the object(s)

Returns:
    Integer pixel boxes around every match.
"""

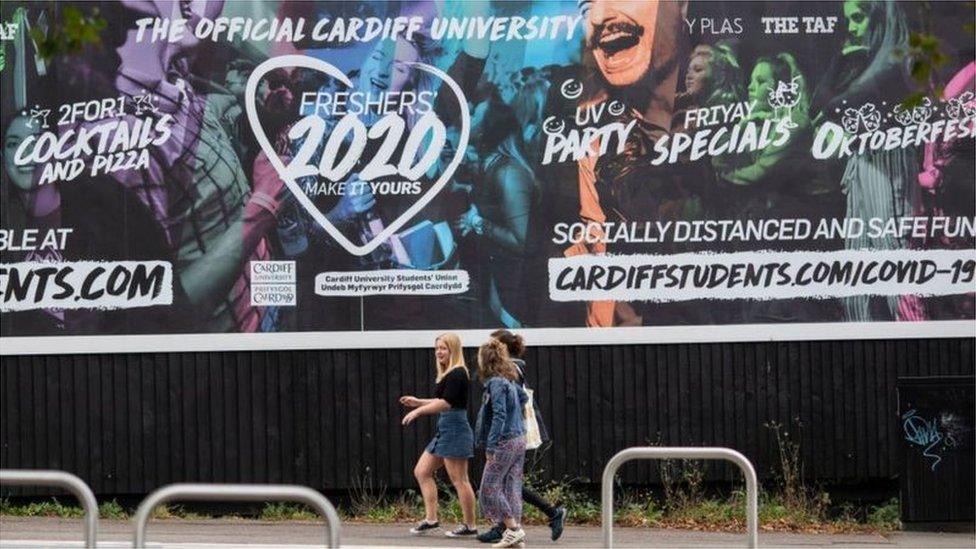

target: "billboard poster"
[1,0,974,354]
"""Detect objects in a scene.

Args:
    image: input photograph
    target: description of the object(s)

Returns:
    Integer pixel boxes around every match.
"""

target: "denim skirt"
[425,409,474,459]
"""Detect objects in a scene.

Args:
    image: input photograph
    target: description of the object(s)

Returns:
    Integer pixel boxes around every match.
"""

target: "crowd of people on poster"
[0,0,974,345]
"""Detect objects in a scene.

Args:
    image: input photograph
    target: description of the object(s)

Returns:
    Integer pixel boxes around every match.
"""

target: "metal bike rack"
[132,483,341,548]
[601,447,759,548]
[0,469,99,547]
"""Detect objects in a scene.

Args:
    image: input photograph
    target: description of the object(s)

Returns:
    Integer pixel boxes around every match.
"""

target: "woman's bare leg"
[444,457,477,526]
[414,451,443,522]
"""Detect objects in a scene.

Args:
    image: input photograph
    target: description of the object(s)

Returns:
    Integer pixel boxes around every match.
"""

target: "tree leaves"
[29,5,106,62]
[898,32,950,109]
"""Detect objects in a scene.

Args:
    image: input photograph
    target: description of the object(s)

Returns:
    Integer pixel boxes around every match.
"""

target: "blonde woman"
[400,333,477,538]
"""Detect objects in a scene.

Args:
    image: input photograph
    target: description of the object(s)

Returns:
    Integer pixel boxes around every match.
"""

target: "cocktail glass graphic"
[768,76,802,129]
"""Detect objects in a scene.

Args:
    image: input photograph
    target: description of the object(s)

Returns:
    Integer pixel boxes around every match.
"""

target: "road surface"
[1,516,973,547]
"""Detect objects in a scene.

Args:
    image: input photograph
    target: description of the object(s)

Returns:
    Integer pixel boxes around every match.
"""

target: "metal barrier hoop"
[132,483,341,548]
[601,447,759,548]
[0,469,99,547]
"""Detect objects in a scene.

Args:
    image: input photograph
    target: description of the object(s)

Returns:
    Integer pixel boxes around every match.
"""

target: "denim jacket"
[475,376,529,454]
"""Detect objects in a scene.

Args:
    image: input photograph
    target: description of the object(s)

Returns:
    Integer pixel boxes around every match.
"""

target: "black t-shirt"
[435,367,469,409]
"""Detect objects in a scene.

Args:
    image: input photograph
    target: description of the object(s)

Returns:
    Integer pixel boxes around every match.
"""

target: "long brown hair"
[491,329,526,358]
[477,339,518,382]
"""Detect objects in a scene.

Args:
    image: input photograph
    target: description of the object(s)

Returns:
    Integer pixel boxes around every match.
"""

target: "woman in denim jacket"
[476,329,567,545]
[475,339,529,548]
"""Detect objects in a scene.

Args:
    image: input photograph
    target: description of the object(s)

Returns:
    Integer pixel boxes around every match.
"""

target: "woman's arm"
[399,396,439,408]
[415,399,451,416]
[721,114,810,187]
[833,57,907,113]
[177,152,284,311]
[573,127,615,327]
[402,399,451,425]
[722,146,790,186]
[486,380,508,455]
[479,164,534,255]
[435,0,489,127]
[177,194,276,311]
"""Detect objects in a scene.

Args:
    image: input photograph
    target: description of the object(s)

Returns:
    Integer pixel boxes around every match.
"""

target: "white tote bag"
[522,387,543,450]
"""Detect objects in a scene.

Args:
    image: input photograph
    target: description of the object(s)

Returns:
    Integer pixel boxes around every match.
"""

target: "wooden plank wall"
[1,338,973,496]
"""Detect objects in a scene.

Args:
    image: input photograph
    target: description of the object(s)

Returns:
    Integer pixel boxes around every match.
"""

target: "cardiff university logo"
[0,19,18,41]
[0,16,18,73]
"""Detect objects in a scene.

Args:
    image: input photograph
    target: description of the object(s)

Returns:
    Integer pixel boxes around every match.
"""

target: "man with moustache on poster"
[566,0,692,327]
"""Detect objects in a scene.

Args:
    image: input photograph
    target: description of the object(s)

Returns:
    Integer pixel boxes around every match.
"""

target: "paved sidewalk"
[1,516,973,548]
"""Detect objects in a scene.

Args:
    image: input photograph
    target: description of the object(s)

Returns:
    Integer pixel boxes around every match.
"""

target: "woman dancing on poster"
[811,0,919,322]
[456,81,547,328]
[399,333,478,538]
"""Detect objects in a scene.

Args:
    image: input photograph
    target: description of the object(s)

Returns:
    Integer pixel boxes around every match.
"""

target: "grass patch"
[259,502,318,521]
[1,488,903,534]
[0,498,230,521]
[1,497,85,519]
[0,427,905,534]
[0,497,128,520]
[98,499,127,520]
[867,498,901,530]
[150,504,210,521]
[342,490,425,524]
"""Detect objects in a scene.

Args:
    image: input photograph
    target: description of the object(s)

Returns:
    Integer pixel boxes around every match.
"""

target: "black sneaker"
[477,522,505,543]
[446,524,479,538]
[549,506,568,541]
[409,520,440,535]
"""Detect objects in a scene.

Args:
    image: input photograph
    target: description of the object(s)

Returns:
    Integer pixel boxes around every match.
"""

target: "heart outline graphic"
[244,54,470,257]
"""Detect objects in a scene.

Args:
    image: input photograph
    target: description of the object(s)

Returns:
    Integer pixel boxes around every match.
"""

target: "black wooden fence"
[1,338,973,496]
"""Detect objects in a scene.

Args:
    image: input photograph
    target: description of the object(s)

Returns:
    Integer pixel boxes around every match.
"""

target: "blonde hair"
[435,332,468,382]
[477,339,518,382]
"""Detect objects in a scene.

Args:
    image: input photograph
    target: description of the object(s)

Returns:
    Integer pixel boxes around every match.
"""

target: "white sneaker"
[491,527,526,548]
